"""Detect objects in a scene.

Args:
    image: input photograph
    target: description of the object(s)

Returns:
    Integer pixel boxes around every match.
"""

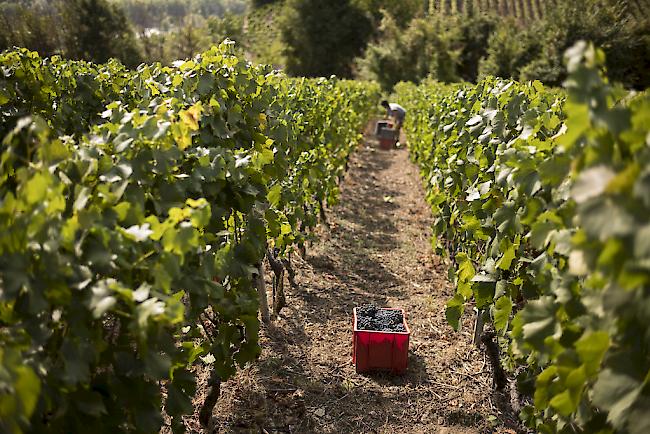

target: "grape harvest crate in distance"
[374,119,398,150]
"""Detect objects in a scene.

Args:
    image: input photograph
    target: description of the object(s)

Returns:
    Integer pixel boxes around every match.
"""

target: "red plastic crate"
[378,137,397,150]
[352,307,410,374]
[375,120,398,150]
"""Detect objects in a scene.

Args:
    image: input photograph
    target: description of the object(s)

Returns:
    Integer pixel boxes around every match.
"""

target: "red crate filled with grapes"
[352,306,410,374]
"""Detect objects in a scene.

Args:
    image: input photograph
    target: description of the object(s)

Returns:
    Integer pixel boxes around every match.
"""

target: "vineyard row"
[0,44,379,433]
[396,42,650,433]
[429,0,649,23]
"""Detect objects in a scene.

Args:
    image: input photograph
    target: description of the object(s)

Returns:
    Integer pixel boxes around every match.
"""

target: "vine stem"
[256,262,270,323]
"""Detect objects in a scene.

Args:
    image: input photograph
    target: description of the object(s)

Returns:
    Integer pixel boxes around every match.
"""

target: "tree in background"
[134,8,245,64]
[281,0,373,77]
[355,10,499,89]
[478,18,541,80]
[172,15,209,60]
[0,1,63,57]
[354,0,424,30]
[356,0,649,90]
[59,0,143,67]
[519,0,650,89]
[207,13,245,47]
[355,13,459,90]
[456,13,498,83]
[1,0,143,66]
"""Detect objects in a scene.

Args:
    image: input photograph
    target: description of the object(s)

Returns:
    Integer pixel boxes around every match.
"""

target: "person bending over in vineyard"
[381,100,406,143]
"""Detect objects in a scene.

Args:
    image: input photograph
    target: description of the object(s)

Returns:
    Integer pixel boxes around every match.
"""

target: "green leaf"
[579,198,635,241]
[144,352,171,378]
[530,221,557,249]
[575,331,610,376]
[23,172,49,205]
[592,369,642,429]
[75,391,107,416]
[0,348,41,431]
[515,296,558,350]
[457,281,472,298]
[550,390,576,416]
[473,281,495,309]
[180,102,203,131]
[0,89,9,105]
[445,293,465,331]
[534,365,558,408]
[456,252,476,283]
[163,225,199,255]
[42,138,69,162]
[557,102,589,149]
[267,184,282,207]
[280,222,292,235]
[166,382,194,418]
[114,202,131,221]
[496,241,516,270]
[572,166,615,204]
[187,202,211,228]
[61,339,92,385]
[493,296,512,332]
[606,163,639,195]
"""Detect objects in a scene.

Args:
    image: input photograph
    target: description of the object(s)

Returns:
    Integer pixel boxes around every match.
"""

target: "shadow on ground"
[300,144,405,323]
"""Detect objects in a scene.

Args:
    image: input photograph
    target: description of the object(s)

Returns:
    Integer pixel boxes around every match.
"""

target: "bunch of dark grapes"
[356,316,374,330]
[356,305,405,332]
[356,305,379,318]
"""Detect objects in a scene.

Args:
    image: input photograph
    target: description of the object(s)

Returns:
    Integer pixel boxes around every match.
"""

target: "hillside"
[243,1,286,68]
[428,0,649,24]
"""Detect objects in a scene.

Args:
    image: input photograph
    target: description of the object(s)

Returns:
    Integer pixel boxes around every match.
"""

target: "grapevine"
[0,43,379,433]
[397,42,650,432]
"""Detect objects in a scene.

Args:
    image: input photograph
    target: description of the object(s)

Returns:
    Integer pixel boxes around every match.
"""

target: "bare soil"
[184,137,520,433]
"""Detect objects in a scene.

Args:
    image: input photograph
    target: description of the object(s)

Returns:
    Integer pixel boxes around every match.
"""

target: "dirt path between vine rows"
[192,136,517,433]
